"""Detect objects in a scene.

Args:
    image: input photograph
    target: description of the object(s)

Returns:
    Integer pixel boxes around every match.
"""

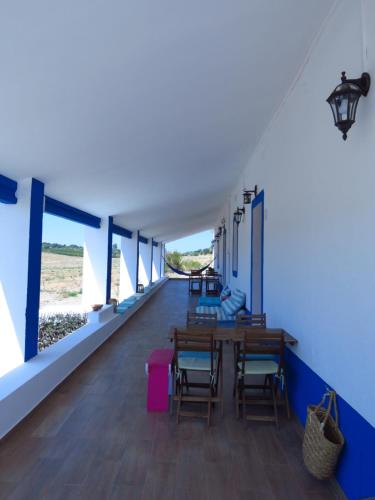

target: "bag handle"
[315,389,339,430]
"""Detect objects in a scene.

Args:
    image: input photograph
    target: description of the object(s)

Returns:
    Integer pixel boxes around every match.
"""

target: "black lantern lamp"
[243,185,258,204]
[233,207,245,224]
[327,71,370,140]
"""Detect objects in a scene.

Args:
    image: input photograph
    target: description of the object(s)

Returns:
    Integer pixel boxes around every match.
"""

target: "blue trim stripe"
[136,230,140,286]
[159,243,163,278]
[286,348,375,500]
[112,223,132,239]
[0,174,17,204]
[44,196,101,228]
[25,179,44,361]
[250,190,264,313]
[139,235,148,244]
[150,238,154,284]
[152,240,159,247]
[106,216,113,303]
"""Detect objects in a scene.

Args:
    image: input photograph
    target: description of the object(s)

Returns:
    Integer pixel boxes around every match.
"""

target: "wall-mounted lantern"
[233,207,245,224]
[243,185,258,204]
[327,71,370,140]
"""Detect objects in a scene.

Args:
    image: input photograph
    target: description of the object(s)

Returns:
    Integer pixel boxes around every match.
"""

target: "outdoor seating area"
[0,281,343,499]
[1,2,375,498]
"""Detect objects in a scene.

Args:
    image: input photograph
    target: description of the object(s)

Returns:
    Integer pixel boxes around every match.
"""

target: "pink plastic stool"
[145,349,174,412]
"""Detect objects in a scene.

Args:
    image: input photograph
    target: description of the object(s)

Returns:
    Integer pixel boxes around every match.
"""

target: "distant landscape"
[40,243,213,309]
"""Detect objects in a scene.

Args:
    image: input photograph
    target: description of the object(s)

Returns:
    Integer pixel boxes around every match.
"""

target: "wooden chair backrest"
[238,331,284,374]
[187,311,217,328]
[236,313,266,328]
[174,328,215,373]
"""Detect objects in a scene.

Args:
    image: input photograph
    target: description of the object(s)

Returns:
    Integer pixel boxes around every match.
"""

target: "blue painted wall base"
[285,349,375,500]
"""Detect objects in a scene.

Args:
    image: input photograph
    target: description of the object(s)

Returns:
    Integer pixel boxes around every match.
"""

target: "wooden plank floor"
[0,280,345,500]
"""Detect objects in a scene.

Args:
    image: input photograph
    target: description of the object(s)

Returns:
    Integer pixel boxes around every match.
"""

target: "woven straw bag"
[302,390,344,480]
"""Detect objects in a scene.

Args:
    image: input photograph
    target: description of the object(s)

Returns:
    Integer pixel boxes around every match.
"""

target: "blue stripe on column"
[139,235,148,244]
[106,216,113,303]
[24,179,44,361]
[150,238,154,284]
[136,230,140,287]
[0,174,18,204]
[152,241,158,247]
[45,196,101,228]
[112,223,132,239]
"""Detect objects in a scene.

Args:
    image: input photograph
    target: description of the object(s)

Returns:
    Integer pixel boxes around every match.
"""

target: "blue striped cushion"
[220,286,231,300]
[195,305,227,321]
[221,288,245,316]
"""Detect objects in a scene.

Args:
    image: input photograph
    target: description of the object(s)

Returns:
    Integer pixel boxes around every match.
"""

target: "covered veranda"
[1,1,375,499]
[0,280,342,500]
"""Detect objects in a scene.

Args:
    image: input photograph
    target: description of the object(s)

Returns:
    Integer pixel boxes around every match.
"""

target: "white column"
[152,244,160,281]
[0,179,39,376]
[119,234,137,299]
[160,243,165,277]
[82,218,109,308]
[138,241,151,286]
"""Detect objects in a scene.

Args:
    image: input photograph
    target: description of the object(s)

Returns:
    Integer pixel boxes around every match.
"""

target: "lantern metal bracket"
[341,71,371,96]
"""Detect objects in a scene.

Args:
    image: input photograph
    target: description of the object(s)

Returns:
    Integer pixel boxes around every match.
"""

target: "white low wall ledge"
[0,276,168,439]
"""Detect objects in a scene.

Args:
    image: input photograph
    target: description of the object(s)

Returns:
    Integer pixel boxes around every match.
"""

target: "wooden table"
[168,326,297,345]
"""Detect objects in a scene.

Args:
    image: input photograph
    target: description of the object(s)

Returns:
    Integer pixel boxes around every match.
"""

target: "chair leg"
[242,378,246,420]
[235,376,240,418]
[176,382,182,424]
[220,361,224,417]
[283,374,291,420]
[270,376,279,429]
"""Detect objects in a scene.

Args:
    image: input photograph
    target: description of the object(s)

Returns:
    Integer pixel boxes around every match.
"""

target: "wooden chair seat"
[235,330,290,427]
[171,328,223,425]
[178,353,218,371]
[237,359,279,375]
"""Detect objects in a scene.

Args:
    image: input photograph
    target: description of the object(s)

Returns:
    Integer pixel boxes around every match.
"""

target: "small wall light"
[233,207,245,224]
[327,71,370,140]
[243,185,258,204]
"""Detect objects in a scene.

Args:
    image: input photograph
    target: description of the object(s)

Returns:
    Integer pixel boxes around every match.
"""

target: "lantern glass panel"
[243,192,251,204]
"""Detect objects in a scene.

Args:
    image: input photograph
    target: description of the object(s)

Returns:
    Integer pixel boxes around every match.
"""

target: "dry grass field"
[40,251,212,309]
[40,252,120,310]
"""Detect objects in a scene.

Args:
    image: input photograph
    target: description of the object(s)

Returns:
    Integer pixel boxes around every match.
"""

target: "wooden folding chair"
[189,270,203,295]
[172,328,223,425]
[205,276,220,296]
[232,313,267,395]
[186,311,217,328]
[235,330,290,428]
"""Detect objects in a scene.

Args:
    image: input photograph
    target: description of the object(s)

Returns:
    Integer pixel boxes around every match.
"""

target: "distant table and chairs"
[188,269,221,296]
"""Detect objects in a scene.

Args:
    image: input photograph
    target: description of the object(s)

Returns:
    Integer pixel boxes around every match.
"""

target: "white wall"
[120,235,137,300]
[138,241,151,286]
[217,0,375,426]
[0,179,33,376]
[152,244,161,281]
[82,218,109,307]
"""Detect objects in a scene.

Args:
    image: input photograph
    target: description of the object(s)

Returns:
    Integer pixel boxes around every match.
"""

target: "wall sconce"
[243,185,258,204]
[233,207,245,224]
[327,71,370,140]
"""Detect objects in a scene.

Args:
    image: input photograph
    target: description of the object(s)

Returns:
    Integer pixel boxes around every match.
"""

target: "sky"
[43,214,213,252]
[165,230,213,253]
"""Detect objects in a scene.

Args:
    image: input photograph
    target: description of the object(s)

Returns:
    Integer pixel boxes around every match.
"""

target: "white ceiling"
[0,0,334,241]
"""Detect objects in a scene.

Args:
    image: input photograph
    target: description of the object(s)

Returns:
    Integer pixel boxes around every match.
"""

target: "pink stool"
[145,349,174,412]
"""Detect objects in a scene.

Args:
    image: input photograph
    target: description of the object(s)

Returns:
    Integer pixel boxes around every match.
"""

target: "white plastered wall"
[0,179,33,377]
[138,241,151,287]
[152,244,161,282]
[120,235,137,300]
[218,0,375,426]
[82,218,109,307]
